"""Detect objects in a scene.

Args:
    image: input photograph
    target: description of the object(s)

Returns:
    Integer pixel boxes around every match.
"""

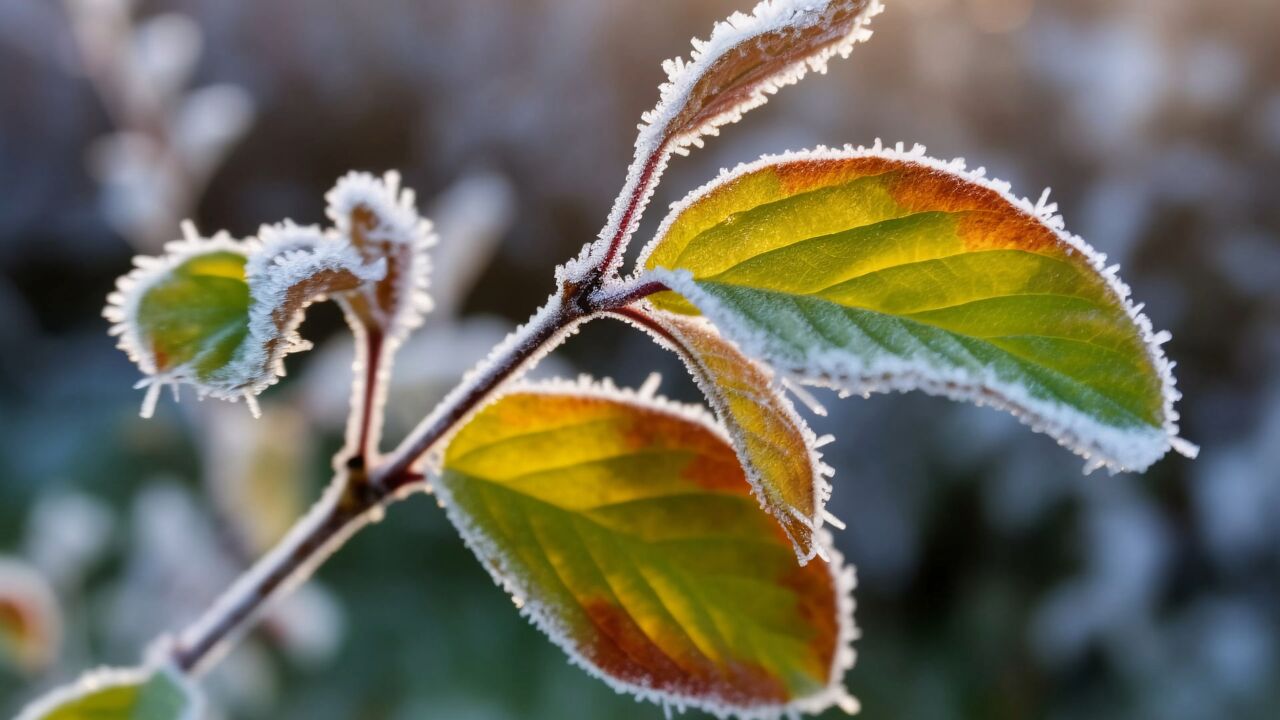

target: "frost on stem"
[105,221,385,418]
[576,0,884,278]
[325,171,437,457]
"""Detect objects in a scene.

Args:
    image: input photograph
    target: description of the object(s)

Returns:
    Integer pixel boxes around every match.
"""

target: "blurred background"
[1,0,1277,718]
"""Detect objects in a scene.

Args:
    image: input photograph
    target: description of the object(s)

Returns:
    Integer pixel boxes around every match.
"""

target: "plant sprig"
[25,2,1195,719]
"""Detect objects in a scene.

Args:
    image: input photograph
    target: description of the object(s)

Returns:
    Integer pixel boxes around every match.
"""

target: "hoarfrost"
[105,219,386,416]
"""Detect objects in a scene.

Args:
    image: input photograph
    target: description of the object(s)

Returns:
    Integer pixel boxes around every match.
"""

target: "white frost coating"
[105,222,249,416]
[325,170,436,338]
[432,377,861,720]
[104,220,385,417]
[634,142,1197,473]
[241,220,385,392]
[574,0,884,279]
[610,310,837,566]
[325,171,438,456]
[640,0,883,149]
[15,663,201,720]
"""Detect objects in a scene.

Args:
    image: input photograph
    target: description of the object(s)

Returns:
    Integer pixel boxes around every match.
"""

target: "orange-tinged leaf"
[615,309,832,565]
[437,382,858,719]
[638,144,1195,472]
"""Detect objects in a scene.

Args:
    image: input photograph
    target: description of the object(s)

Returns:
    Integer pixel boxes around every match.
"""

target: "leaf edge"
[432,376,860,720]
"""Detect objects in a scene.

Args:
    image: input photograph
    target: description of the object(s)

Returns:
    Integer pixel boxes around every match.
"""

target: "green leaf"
[638,145,1195,472]
[105,222,384,416]
[614,309,833,565]
[17,666,200,720]
[437,382,858,719]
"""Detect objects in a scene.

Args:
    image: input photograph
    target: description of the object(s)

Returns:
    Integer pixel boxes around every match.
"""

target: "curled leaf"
[638,143,1196,473]
[614,309,833,565]
[0,558,61,675]
[326,170,436,338]
[644,0,882,154]
[436,381,858,719]
[16,665,200,720]
[580,0,882,278]
[105,221,384,416]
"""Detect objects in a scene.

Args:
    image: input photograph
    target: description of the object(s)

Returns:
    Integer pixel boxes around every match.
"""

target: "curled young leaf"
[105,222,384,417]
[644,0,882,154]
[16,665,200,720]
[580,0,882,278]
[613,309,833,565]
[637,143,1196,473]
[325,171,436,339]
[0,559,61,675]
[436,382,858,719]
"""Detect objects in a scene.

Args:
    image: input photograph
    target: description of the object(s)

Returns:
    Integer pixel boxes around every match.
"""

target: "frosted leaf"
[642,0,882,153]
[325,170,436,340]
[637,142,1197,473]
[104,221,385,416]
[324,170,438,455]
[436,378,860,719]
[577,0,884,278]
[15,664,200,720]
[612,308,835,565]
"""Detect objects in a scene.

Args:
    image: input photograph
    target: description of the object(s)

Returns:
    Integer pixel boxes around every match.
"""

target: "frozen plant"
[22,1,1198,718]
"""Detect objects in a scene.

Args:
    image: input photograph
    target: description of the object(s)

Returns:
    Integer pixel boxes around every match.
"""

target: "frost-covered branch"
[165,266,661,675]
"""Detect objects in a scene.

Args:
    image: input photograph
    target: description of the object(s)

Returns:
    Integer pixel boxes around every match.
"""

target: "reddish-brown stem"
[168,260,668,676]
[611,305,677,345]
[171,293,582,675]
[372,295,584,486]
[598,143,669,275]
[354,327,386,462]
